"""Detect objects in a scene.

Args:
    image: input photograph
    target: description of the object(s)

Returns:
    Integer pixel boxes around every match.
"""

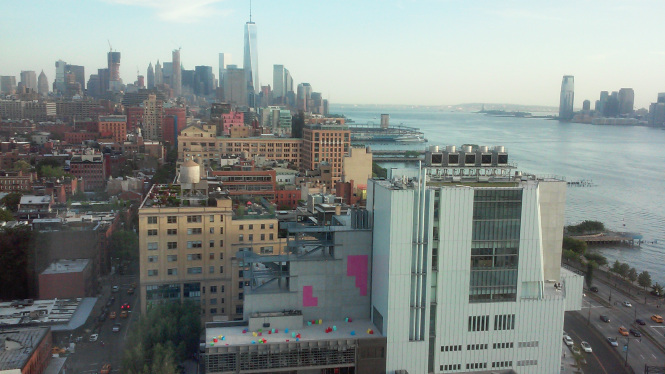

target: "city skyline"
[2,0,665,108]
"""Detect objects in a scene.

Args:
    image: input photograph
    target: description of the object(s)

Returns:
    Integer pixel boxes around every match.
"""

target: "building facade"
[559,75,574,121]
[301,122,350,186]
[98,115,127,143]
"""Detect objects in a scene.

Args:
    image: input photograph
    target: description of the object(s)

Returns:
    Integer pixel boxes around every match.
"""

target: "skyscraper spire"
[249,0,252,22]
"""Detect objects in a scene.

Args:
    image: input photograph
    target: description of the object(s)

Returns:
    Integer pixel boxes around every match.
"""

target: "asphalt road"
[67,272,139,374]
[565,311,630,373]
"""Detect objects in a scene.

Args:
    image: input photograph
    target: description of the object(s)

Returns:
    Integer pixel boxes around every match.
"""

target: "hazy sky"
[2,0,664,108]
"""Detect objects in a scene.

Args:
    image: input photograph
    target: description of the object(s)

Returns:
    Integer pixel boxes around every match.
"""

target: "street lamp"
[624,336,631,367]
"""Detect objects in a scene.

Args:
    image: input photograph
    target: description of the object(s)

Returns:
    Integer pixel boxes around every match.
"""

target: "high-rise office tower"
[38,70,49,97]
[20,71,37,92]
[97,68,110,94]
[223,65,248,107]
[243,19,259,98]
[618,88,635,115]
[108,51,122,91]
[598,91,609,116]
[194,65,214,96]
[0,76,17,94]
[558,75,574,121]
[172,49,182,96]
[154,60,163,86]
[272,65,285,103]
[297,83,312,112]
[147,63,155,89]
[142,94,164,141]
[65,65,85,91]
[582,99,590,111]
[54,60,67,93]
[219,53,230,91]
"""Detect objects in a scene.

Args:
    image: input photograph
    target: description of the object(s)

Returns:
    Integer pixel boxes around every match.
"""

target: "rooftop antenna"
[249,0,252,22]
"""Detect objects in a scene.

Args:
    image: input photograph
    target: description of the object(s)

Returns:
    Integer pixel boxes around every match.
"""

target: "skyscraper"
[155,60,163,86]
[194,65,214,96]
[558,75,574,121]
[219,53,230,90]
[243,20,259,99]
[272,65,285,103]
[0,76,17,94]
[223,66,247,107]
[20,71,37,92]
[108,51,122,91]
[172,49,182,96]
[618,88,635,115]
[38,70,49,97]
[54,60,67,93]
[65,64,85,91]
[147,62,155,89]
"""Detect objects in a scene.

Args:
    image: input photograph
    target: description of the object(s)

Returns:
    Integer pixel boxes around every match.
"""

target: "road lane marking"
[653,354,658,359]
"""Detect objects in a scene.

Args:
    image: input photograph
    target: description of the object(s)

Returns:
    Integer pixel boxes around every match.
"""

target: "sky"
[1,0,664,109]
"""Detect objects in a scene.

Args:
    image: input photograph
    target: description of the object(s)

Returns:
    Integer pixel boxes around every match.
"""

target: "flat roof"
[0,327,50,370]
[0,299,82,326]
[41,259,90,275]
[206,319,380,347]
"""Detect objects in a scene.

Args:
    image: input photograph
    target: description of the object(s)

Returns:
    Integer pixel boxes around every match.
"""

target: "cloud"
[105,0,232,23]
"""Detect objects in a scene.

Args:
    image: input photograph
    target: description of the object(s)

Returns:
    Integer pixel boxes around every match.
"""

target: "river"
[333,104,665,285]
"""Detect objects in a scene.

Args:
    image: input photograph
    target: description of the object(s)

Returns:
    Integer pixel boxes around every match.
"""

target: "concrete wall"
[538,180,567,282]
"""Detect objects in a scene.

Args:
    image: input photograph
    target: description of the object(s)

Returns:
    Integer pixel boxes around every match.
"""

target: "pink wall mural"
[302,285,318,307]
[347,255,368,296]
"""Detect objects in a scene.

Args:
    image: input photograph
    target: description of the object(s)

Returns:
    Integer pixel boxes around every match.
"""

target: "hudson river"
[334,105,665,284]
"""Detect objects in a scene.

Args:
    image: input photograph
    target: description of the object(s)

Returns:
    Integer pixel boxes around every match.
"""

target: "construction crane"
[107,39,113,52]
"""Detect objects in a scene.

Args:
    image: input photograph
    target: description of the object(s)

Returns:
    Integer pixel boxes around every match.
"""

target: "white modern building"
[367,150,583,374]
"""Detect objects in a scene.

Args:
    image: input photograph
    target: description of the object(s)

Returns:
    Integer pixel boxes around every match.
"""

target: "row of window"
[148,266,227,277]
[441,345,462,352]
[466,362,486,370]
[493,342,514,349]
[494,314,516,331]
[443,341,515,353]
[441,364,461,371]
[517,359,538,366]
[518,340,538,348]
[467,343,487,351]
[468,314,516,332]
[491,361,512,368]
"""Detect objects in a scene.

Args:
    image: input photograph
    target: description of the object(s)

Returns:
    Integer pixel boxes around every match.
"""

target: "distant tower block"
[381,114,390,129]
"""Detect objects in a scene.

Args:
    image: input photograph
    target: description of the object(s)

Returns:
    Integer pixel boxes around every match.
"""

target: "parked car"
[581,341,592,353]
[652,315,664,323]
[98,313,107,322]
[623,301,632,307]
[112,286,119,293]
[571,345,581,355]
[563,335,573,346]
[590,286,599,292]
[120,310,128,318]
[101,364,111,374]
[607,337,618,347]
[600,315,610,323]
[636,319,646,325]
[619,327,629,336]
[112,323,121,333]
[630,329,642,337]
[127,287,135,295]
[89,334,99,342]
[109,311,116,319]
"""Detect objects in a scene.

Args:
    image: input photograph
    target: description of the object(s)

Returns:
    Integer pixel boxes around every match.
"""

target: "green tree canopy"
[39,165,69,179]
[652,283,664,297]
[584,252,607,267]
[566,220,605,235]
[585,262,594,288]
[638,271,652,290]
[0,209,15,222]
[12,160,31,173]
[372,162,387,179]
[618,262,630,278]
[109,230,138,262]
[627,268,638,283]
[0,192,22,212]
[563,237,587,254]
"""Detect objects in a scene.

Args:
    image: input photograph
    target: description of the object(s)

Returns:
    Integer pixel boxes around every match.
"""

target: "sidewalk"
[561,346,583,373]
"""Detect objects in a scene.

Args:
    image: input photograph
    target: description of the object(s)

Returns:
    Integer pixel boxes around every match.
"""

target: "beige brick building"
[139,182,286,322]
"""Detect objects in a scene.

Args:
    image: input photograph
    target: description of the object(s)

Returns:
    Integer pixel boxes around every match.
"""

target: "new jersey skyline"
[2,0,664,108]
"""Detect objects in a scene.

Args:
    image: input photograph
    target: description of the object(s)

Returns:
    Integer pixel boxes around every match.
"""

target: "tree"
[372,162,387,179]
[0,192,22,212]
[566,220,605,235]
[585,262,594,288]
[12,160,31,173]
[618,262,630,279]
[0,209,15,222]
[610,260,621,274]
[109,230,138,263]
[562,249,581,263]
[38,165,68,179]
[627,268,638,284]
[563,237,587,254]
[638,271,652,291]
[584,252,607,267]
[652,283,664,297]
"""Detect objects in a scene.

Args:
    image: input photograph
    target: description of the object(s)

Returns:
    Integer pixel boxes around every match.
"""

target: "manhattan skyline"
[2,0,664,108]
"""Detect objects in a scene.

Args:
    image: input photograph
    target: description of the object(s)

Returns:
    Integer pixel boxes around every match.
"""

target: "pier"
[570,232,642,246]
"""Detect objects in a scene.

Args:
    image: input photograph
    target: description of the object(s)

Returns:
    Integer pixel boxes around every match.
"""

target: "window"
[260,234,265,241]
[269,224,274,229]
[441,345,462,352]
[167,229,177,235]
[167,255,177,262]
[210,286,217,293]
[260,246,274,254]
[248,234,253,241]
[219,227,224,234]
[147,229,158,236]
[517,360,537,366]
[147,242,158,250]
[210,298,217,305]
[167,242,177,249]
[494,314,515,331]
[518,341,538,348]
[238,281,243,289]
[210,308,217,314]
[209,227,214,234]
[261,224,265,229]
[187,228,202,235]
[187,215,202,223]
[187,254,202,261]
[187,241,202,248]
[167,216,177,223]
[219,240,224,247]
[442,364,461,371]
[249,224,253,230]
[148,255,158,263]
[148,216,157,224]
[209,215,215,222]
[493,342,514,349]
[239,225,244,230]
[235,306,243,314]
[467,343,488,350]
[468,315,490,332]
[167,268,177,275]
[148,269,158,276]
[209,266,215,274]
[187,267,203,274]
[239,234,244,242]
[492,361,513,368]
[269,233,274,240]
[209,240,215,248]
[219,266,224,273]
[219,253,224,260]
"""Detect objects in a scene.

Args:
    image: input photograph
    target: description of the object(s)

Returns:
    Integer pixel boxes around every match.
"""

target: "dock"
[570,232,642,246]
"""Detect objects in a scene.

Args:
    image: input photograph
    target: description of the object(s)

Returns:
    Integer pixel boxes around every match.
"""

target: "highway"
[567,270,665,373]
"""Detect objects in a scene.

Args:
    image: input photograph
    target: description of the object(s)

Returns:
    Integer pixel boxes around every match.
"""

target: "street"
[66,271,139,374]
